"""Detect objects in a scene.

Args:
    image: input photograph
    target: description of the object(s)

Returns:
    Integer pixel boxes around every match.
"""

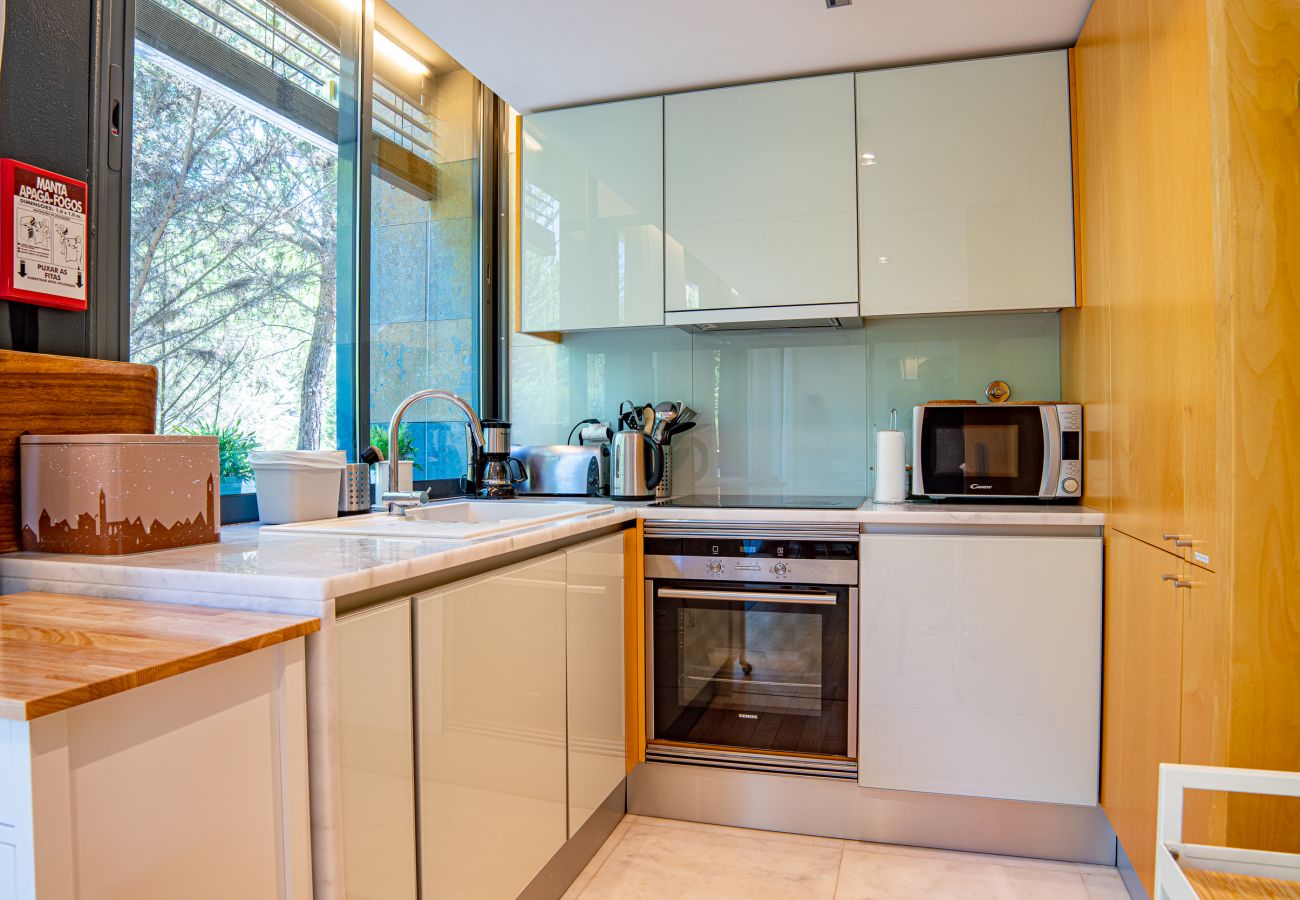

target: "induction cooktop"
[651,493,868,510]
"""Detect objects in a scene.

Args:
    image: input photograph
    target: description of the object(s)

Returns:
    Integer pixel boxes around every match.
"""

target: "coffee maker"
[477,418,527,499]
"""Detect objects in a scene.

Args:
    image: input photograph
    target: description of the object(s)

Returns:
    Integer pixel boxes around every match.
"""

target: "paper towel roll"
[874,430,908,504]
[579,423,612,444]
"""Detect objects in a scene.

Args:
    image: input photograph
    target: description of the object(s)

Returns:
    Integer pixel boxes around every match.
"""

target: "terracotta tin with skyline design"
[19,434,220,555]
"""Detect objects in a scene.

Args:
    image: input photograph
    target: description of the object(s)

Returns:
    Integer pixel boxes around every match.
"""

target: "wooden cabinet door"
[856,51,1075,316]
[416,554,568,899]
[521,97,664,332]
[337,600,418,900]
[1101,0,1217,562]
[1177,564,1228,846]
[1101,532,1185,895]
[664,74,858,314]
[565,533,626,837]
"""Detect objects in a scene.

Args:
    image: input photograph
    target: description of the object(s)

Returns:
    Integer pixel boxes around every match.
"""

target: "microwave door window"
[963,424,1020,477]
[921,408,1045,495]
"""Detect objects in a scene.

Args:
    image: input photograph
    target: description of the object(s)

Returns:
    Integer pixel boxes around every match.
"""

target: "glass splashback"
[508,312,1061,496]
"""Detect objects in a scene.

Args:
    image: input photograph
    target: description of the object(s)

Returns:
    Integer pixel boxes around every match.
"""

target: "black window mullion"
[336,0,372,462]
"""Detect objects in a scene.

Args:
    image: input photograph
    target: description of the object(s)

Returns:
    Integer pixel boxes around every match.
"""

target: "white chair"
[1156,762,1300,898]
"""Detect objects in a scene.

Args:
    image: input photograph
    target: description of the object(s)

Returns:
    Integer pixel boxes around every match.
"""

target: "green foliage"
[129,57,339,449]
[369,424,423,473]
[177,420,259,479]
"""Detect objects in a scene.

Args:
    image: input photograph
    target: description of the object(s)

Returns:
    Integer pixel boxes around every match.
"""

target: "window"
[367,2,483,485]
[126,0,491,507]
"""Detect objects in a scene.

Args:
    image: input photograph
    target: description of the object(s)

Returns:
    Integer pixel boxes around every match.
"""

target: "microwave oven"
[912,403,1082,500]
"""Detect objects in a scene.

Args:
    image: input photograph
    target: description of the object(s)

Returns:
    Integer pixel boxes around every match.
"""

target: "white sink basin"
[263,500,615,541]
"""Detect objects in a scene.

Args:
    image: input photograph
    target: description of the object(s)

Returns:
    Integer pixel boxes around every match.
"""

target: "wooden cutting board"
[0,350,158,553]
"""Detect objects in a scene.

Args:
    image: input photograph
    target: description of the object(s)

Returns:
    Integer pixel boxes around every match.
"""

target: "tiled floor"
[563,815,1131,899]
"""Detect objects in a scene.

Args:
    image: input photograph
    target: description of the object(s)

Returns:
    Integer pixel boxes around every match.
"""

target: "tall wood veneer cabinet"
[1064,0,1300,891]
[856,51,1076,316]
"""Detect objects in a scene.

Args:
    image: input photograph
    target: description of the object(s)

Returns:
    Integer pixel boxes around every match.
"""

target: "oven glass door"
[650,581,853,757]
[918,406,1046,496]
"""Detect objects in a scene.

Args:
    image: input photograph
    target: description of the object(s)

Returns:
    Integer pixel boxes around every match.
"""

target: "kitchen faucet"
[383,389,485,515]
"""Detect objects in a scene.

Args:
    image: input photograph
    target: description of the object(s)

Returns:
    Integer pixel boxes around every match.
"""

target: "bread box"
[19,434,220,554]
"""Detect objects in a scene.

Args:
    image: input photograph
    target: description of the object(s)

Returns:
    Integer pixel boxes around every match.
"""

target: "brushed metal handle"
[1161,574,1193,589]
[1162,532,1194,548]
[657,588,838,606]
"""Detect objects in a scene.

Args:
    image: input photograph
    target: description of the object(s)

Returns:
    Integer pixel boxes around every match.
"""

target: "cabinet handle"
[1161,574,1193,589]
[1162,533,1194,548]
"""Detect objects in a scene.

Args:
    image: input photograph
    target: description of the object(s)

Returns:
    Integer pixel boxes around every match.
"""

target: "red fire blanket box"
[0,159,90,311]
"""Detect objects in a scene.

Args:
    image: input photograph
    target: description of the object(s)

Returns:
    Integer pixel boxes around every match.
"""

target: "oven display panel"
[645,538,858,561]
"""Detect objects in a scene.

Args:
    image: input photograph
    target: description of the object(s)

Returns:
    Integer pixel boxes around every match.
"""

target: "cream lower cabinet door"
[565,534,626,837]
[416,553,568,899]
[0,642,311,900]
[521,97,664,332]
[858,533,1101,805]
[337,599,418,900]
[664,74,858,317]
[857,51,1075,315]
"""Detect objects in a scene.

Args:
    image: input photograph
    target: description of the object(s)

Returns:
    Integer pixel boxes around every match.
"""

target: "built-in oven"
[644,521,859,779]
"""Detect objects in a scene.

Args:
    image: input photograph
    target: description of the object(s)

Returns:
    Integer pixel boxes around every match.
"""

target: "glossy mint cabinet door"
[416,553,568,899]
[858,533,1101,805]
[857,51,1076,315]
[665,74,858,314]
[337,599,418,900]
[565,533,625,837]
[522,97,664,332]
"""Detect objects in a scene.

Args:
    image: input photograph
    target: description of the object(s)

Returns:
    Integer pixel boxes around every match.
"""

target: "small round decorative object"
[985,380,1012,403]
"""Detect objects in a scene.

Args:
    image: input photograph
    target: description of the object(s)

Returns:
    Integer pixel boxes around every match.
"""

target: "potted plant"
[369,424,422,490]
[178,420,259,494]
[369,424,422,470]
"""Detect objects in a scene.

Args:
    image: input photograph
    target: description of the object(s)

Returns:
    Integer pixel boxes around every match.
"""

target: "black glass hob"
[651,493,868,510]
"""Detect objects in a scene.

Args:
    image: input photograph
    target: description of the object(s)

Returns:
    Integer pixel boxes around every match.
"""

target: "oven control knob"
[771,562,788,576]
[1062,477,1080,494]
[707,560,723,575]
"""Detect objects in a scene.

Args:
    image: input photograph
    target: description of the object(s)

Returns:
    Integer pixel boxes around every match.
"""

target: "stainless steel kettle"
[609,430,663,500]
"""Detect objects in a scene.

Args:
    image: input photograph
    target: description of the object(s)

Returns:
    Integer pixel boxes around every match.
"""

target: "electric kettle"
[609,430,663,500]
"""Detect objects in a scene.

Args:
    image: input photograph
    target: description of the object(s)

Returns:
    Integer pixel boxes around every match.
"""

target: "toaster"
[510,444,608,497]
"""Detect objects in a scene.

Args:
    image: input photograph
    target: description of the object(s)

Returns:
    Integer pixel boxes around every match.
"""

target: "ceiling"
[388,0,1094,113]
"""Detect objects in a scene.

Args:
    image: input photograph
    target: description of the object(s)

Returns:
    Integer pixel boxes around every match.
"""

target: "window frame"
[104,0,506,522]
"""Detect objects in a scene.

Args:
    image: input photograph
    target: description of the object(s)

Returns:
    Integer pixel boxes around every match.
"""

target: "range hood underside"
[664,302,864,333]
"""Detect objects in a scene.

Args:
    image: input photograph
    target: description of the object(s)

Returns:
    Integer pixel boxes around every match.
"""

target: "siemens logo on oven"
[737,713,759,720]
[970,484,993,490]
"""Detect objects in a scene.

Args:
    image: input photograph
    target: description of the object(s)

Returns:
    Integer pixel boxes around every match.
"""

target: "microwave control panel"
[1057,404,1083,496]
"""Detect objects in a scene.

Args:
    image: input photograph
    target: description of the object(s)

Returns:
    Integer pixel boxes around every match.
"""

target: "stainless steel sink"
[262,499,615,541]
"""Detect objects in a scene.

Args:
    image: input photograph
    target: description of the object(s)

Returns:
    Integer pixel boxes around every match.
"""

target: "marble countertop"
[0,591,318,720]
[0,499,1101,604]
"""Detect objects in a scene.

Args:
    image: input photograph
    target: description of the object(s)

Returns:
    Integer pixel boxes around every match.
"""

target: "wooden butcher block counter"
[0,591,320,898]
[0,591,318,719]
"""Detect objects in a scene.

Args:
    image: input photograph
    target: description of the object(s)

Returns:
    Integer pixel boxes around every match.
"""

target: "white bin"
[251,450,346,524]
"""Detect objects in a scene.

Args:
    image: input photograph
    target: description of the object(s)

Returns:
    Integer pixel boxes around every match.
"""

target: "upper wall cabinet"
[856,51,1076,316]
[521,97,665,332]
[664,75,859,322]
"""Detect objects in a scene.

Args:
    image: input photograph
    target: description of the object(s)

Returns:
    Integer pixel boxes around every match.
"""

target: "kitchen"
[0,0,1295,899]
